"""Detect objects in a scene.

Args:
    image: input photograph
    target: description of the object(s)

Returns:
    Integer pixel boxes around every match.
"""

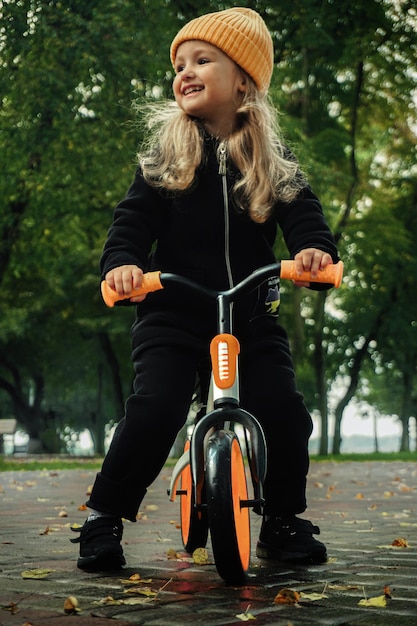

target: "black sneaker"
[256,515,327,564]
[70,517,126,571]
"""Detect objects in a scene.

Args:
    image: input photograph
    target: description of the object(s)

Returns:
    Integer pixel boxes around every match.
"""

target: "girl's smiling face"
[173,40,246,137]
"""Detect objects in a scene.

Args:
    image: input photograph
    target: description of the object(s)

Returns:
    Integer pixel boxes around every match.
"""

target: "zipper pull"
[218,141,227,176]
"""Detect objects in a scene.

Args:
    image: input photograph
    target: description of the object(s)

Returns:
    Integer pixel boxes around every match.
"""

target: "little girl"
[72,7,339,571]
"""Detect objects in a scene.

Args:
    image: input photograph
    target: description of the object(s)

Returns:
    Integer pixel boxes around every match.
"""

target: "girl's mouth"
[183,86,203,96]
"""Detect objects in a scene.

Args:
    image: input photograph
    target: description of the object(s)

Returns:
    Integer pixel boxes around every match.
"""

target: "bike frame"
[101,260,344,524]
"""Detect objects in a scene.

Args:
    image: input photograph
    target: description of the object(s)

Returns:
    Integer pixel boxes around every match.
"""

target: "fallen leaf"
[274,588,300,605]
[328,584,360,591]
[123,596,154,605]
[124,586,157,597]
[392,537,408,547]
[300,591,328,601]
[236,610,256,621]
[384,585,392,599]
[1,601,19,614]
[120,573,152,585]
[21,568,53,579]
[192,547,209,565]
[95,596,123,606]
[145,504,159,511]
[58,510,68,518]
[358,595,387,607]
[78,504,87,511]
[63,596,80,614]
[167,548,182,560]
[39,526,50,535]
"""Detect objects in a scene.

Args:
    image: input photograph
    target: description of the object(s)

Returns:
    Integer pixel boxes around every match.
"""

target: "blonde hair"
[137,79,305,223]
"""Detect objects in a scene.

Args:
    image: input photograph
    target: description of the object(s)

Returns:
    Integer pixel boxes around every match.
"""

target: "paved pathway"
[1,460,416,625]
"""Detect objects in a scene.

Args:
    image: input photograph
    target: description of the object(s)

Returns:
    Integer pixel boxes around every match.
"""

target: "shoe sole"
[256,542,327,564]
[77,549,126,572]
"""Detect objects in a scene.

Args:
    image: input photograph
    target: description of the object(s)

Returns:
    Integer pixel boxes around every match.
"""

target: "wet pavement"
[1,460,416,625]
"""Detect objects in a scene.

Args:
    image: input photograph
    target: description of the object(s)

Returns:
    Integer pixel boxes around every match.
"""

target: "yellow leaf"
[21,568,53,579]
[120,573,153,585]
[123,596,154,605]
[95,596,123,606]
[167,548,182,560]
[124,586,157,597]
[300,591,328,601]
[358,595,387,607]
[236,604,256,621]
[328,584,360,591]
[236,611,256,621]
[192,547,209,564]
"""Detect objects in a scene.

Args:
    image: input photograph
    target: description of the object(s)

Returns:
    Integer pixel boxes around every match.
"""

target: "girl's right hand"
[104,265,147,303]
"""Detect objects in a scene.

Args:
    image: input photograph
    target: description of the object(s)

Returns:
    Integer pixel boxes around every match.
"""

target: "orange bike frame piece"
[210,334,240,391]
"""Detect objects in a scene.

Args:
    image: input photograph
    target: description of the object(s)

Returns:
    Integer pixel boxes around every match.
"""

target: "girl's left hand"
[293,249,333,287]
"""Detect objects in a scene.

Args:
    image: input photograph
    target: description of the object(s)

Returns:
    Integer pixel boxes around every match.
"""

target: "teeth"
[184,87,202,95]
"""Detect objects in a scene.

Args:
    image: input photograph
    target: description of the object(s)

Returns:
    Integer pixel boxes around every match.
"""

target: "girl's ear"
[238,77,247,93]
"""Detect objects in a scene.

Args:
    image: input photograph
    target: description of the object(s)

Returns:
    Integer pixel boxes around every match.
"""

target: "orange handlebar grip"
[281,260,344,288]
[101,271,163,307]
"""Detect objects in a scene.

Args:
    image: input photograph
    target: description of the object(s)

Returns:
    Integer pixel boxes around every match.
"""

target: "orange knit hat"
[170,7,274,94]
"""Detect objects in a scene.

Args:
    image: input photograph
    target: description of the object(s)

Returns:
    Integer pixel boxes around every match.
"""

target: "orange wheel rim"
[180,441,192,544]
[231,438,250,570]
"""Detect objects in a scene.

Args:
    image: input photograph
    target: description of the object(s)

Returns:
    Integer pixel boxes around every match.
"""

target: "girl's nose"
[182,64,196,78]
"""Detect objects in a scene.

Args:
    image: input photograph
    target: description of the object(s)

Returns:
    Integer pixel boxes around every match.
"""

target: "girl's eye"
[198,58,209,65]
[176,64,185,73]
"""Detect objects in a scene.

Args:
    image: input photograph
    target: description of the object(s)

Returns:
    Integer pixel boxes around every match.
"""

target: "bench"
[0,419,17,454]
[0,418,17,435]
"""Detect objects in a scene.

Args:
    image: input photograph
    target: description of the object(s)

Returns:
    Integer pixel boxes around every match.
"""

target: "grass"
[0,451,415,472]
[312,451,416,462]
[0,455,104,472]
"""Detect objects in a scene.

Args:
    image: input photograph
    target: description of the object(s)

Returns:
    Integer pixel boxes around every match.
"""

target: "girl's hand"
[293,249,333,287]
[105,265,147,303]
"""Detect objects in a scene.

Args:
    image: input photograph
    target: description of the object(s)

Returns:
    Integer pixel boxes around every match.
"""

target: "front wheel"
[206,430,250,584]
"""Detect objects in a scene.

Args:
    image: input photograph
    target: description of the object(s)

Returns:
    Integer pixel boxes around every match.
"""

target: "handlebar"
[101,260,344,308]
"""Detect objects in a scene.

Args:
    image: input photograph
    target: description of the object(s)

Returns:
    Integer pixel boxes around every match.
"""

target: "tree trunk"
[398,359,415,452]
[0,366,49,453]
[98,331,125,418]
[313,292,329,455]
[333,334,374,454]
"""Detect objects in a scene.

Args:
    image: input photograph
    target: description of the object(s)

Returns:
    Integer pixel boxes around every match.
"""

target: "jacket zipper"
[218,141,234,289]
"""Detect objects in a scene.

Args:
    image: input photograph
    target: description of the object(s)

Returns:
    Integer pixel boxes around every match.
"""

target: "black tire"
[179,449,209,553]
[205,430,251,584]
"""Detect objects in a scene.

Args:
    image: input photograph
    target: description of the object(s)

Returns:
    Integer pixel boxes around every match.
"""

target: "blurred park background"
[0,0,416,458]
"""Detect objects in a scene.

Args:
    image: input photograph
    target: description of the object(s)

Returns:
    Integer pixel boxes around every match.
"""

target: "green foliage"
[0,0,416,453]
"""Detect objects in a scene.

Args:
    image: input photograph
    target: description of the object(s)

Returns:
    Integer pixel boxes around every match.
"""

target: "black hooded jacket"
[100,139,338,330]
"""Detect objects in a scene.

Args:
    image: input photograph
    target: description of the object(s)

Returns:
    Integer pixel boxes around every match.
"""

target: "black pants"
[87,318,313,522]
